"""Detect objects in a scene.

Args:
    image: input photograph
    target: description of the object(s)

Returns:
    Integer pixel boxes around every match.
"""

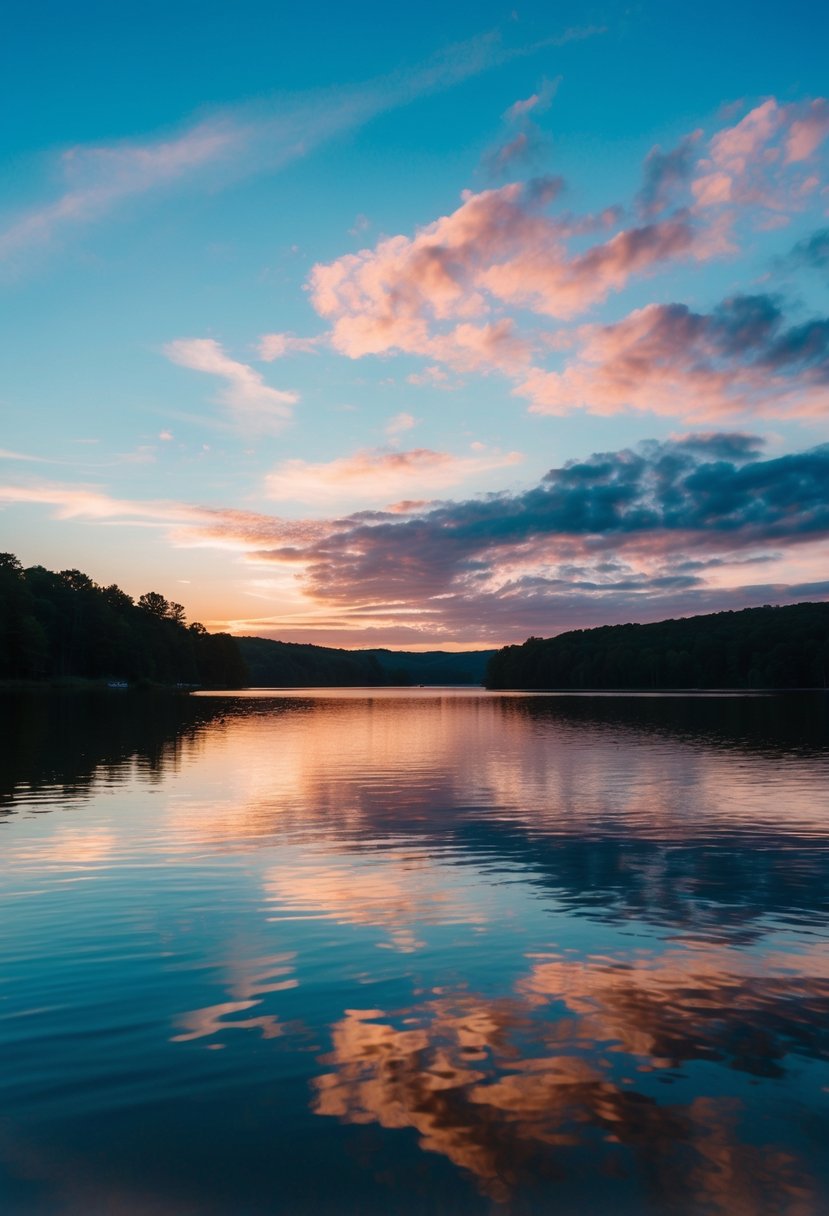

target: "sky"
[2,0,829,649]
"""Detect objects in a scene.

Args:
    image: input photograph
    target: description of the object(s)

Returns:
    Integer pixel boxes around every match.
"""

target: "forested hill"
[237,637,495,686]
[485,603,829,691]
[0,549,493,689]
[0,553,247,687]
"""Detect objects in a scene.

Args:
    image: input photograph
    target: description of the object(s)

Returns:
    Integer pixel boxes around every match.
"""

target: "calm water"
[1,689,828,1215]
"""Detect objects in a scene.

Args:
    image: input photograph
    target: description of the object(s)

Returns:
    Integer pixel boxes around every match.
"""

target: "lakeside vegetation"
[5,551,828,693]
[0,553,247,687]
[485,602,829,690]
[0,553,492,690]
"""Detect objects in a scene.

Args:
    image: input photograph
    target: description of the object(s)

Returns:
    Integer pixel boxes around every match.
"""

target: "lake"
[1,688,828,1215]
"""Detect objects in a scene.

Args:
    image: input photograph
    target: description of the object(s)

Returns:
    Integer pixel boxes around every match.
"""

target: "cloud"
[195,434,829,641]
[0,482,203,524]
[257,333,324,361]
[0,30,553,269]
[164,338,298,432]
[691,97,829,213]
[263,445,523,508]
[636,131,702,217]
[0,123,234,264]
[482,127,550,178]
[788,227,829,271]
[407,366,453,388]
[5,435,829,644]
[515,293,829,420]
[0,447,59,463]
[385,412,417,437]
[785,98,829,163]
[309,176,712,374]
[483,77,559,179]
[503,76,560,122]
[302,92,828,425]
[248,434,829,637]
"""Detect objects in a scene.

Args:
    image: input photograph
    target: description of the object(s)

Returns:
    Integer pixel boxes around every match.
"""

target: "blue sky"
[2,0,829,647]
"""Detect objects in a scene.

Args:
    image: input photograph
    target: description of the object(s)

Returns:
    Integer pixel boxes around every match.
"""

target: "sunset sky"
[2,0,829,648]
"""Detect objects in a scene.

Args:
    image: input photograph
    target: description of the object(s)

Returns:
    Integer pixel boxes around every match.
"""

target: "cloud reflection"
[314,949,828,1208]
[171,952,297,1044]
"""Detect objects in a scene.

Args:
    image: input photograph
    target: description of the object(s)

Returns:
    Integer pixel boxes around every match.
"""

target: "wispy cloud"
[503,76,560,122]
[257,332,324,361]
[0,123,234,265]
[484,75,560,178]
[263,444,523,509]
[385,412,417,438]
[0,30,577,270]
[164,338,298,433]
[0,447,60,463]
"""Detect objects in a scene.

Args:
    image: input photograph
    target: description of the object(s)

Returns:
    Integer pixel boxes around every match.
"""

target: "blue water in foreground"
[1,688,828,1215]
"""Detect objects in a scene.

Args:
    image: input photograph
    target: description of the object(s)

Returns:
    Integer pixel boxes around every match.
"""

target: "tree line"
[0,553,248,687]
[237,636,495,687]
[485,602,829,690]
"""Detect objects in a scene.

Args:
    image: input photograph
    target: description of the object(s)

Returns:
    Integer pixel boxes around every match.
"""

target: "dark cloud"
[788,227,829,272]
[229,435,829,639]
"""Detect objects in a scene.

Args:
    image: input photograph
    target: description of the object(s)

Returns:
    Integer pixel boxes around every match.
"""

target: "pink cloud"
[305,94,828,430]
[312,98,829,378]
[707,99,782,178]
[691,97,829,214]
[505,94,542,120]
[786,99,829,163]
[257,332,324,361]
[503,78,559,123]
[514,295,829,420]
[0,123,234,263]
[385,412,417,437]
[407,366,453,388]
[164,338,298,432]
[0,482,204,524]
[2,33,536,269]
[309,180,715,374]
[480,212,718,318]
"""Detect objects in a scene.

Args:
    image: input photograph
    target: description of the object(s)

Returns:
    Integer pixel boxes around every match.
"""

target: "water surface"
[1,688,828,1215]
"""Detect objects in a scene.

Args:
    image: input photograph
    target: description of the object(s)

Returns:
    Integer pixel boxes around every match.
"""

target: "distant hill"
[485,602,829,690]
[237,636,494,687]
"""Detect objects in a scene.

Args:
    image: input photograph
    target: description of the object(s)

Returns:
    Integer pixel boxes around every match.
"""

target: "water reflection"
[1,689,828,1214]
[0,689,226,810]
[171,952,297,1043]
[315,959,826,1211]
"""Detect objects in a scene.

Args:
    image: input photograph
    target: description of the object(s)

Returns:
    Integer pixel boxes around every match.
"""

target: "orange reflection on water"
[3,825,119,877]
[159,696,829,863]
[264,849,488,951]
[313,948,828,1210]
[171,952,297,1044]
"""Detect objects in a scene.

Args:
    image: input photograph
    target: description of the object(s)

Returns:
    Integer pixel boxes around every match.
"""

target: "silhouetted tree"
[0,554,248,688]
[486,604,829,691]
